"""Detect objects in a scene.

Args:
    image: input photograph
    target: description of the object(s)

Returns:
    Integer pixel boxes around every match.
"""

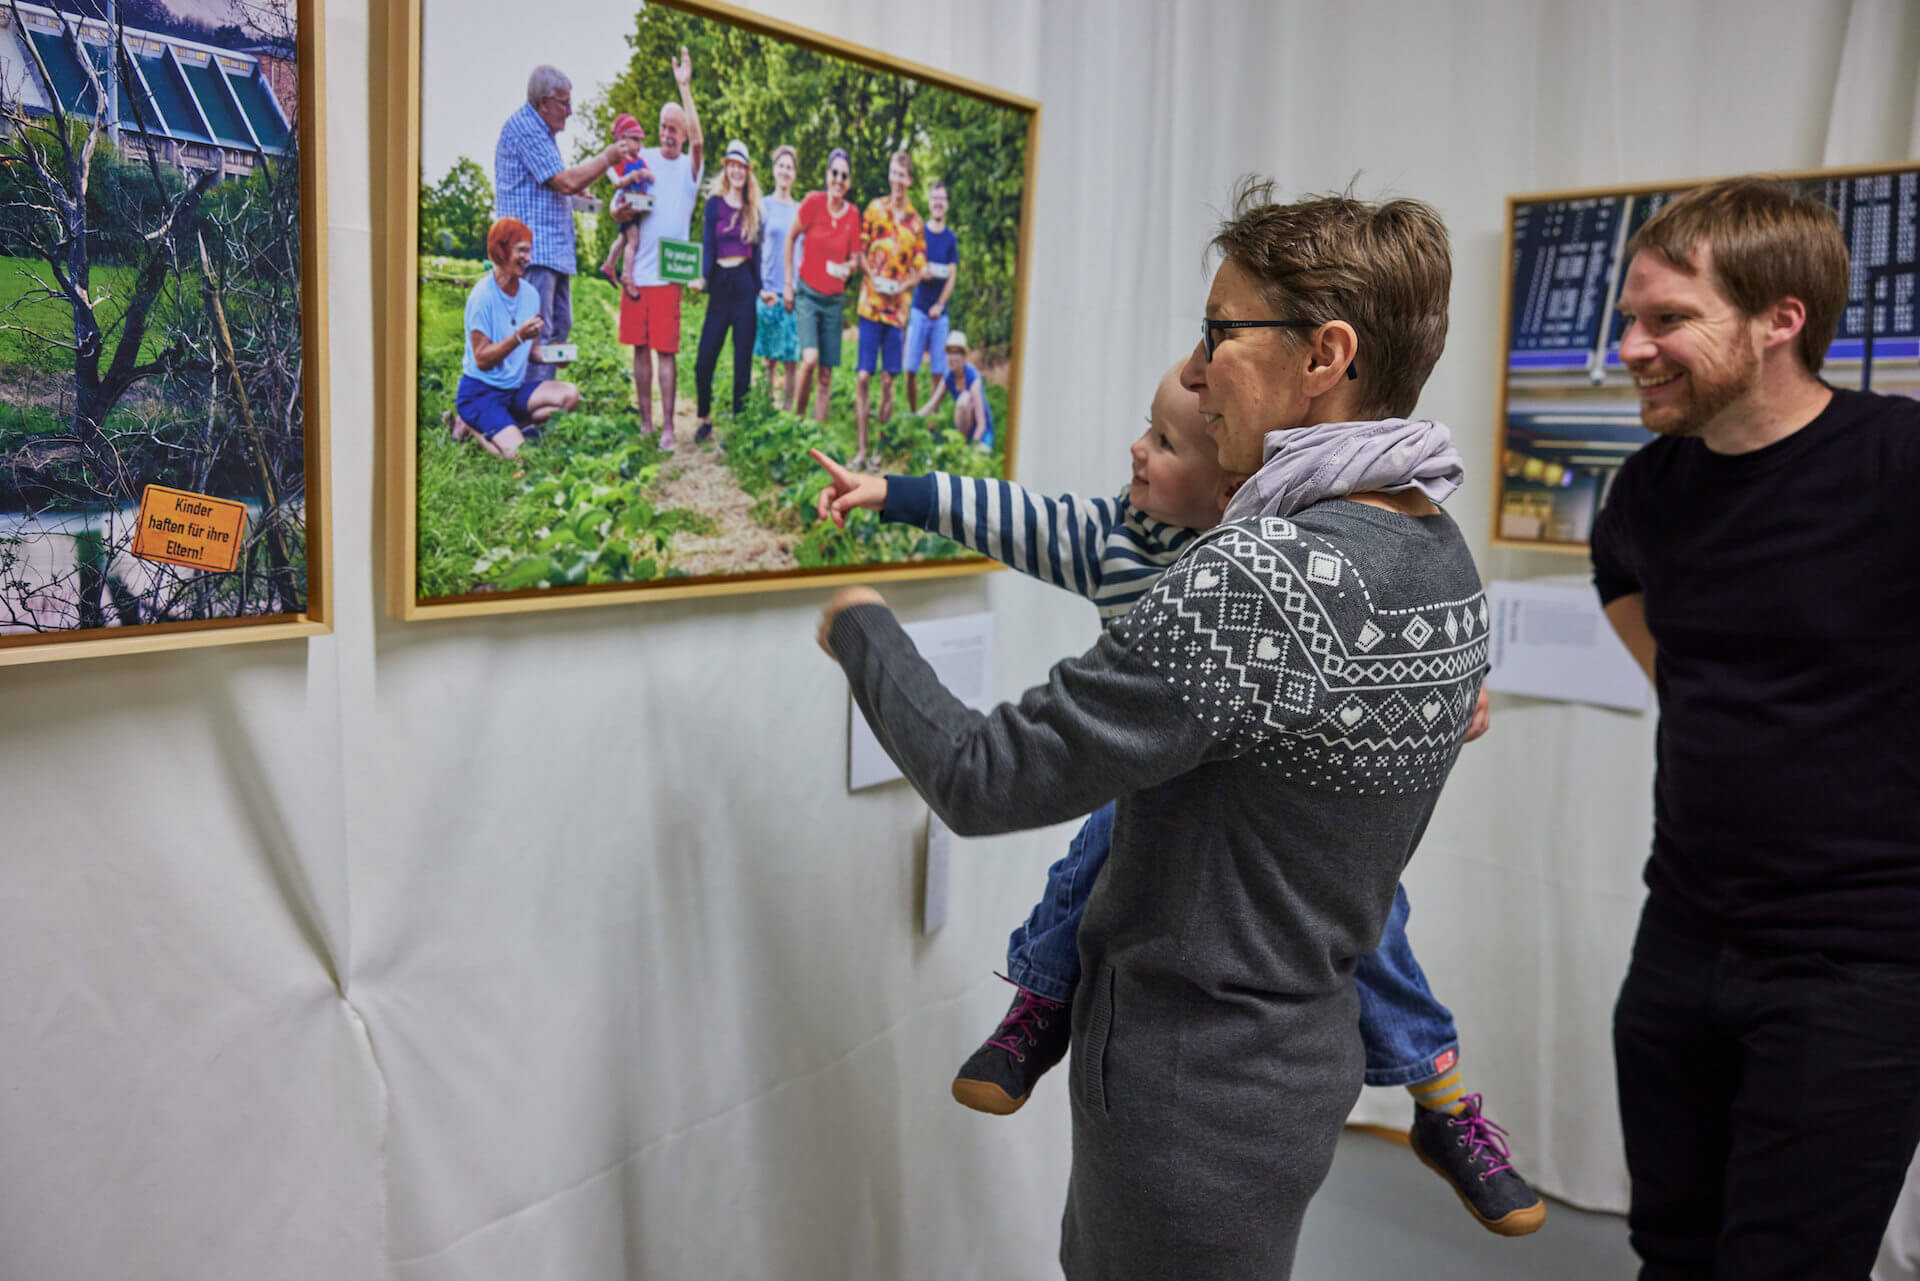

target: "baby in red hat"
[599,113,653,288]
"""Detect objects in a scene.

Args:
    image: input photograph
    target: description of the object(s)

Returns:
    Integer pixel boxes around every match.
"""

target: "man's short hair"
[1211,177,1450,420]
[526,66,570,108]
[890,150,913,180]
[1626,177,1848,376]
[928,178,946,194]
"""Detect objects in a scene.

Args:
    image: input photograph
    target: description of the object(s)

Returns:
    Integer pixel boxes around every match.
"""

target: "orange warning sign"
[131,485,247,572]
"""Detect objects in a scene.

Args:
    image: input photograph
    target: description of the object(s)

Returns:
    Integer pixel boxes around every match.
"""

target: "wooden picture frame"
[380,0,1041,621]
[0,0,331,665]
[1492,161,1920,552]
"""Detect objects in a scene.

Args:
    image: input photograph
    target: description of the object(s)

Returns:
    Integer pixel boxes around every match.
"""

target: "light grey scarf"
[1220,417,1465,523]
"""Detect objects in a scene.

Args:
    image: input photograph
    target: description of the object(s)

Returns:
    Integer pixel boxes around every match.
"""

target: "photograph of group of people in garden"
[413,0,1032,598]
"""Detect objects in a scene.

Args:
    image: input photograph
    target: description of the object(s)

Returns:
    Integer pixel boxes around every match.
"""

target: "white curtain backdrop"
[4,1,1918,1277]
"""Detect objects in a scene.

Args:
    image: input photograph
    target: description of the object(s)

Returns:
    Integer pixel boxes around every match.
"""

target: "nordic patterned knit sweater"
[881,472,1199,622]
[831,500,1488,1280]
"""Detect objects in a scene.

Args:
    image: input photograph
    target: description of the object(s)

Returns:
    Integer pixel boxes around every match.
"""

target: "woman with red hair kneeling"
[447,217,582,460]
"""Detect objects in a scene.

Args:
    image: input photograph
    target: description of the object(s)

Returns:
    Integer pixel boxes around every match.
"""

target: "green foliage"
[415,268,712,596]
[419,157,494,259]
[415,254,1008,592]
[577,5,1030,349]
[720,384,1002,569]
[84,138,191,266]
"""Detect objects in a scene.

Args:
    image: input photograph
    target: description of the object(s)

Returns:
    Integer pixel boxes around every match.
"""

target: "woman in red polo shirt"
[782,148,862,426]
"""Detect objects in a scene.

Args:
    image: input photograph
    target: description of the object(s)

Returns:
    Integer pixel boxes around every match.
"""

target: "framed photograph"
[0,0,331,665]
[1493,162,1920,552]
[381,0,1039,620]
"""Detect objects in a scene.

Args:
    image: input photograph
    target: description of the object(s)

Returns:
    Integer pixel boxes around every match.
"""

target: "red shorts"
[619,284,682,352]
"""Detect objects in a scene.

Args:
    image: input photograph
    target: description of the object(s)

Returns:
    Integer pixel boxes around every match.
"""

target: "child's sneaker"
[1409,1094,1547,1237]
[951,983,1070,1115]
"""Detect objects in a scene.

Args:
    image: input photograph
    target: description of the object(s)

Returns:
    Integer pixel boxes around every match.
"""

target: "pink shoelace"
[1451,1094,1515,1179]
[986,986,1064,1059]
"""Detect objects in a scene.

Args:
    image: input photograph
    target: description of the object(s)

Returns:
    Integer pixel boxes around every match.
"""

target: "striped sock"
[1407,1060,1467,1115]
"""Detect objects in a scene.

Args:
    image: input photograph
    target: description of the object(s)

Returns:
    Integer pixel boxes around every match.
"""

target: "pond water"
[0,501,268,635]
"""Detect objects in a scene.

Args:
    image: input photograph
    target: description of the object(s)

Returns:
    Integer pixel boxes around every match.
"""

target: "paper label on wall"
[131,485,246,572]
[849,612,993,791]
[1485,579,1650,712]
[923,810,951,935]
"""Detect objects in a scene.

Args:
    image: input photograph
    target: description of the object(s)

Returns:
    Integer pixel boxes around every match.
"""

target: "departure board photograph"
[1496,165,1920,549]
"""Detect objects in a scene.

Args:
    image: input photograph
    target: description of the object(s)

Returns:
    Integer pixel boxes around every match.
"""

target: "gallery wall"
[2,1,1916,1278]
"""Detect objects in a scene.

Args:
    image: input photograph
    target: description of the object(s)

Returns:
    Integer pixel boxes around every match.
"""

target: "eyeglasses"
[1201,317,1358,380]
[828,170,849,181]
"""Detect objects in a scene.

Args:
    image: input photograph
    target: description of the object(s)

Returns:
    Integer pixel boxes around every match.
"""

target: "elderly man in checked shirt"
[494,65,640,384]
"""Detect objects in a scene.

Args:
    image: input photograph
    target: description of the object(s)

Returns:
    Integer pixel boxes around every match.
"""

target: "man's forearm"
[681,83,702,153]
[935,266,956,309]
[1602,593,1658,685]
[549,151,613,197]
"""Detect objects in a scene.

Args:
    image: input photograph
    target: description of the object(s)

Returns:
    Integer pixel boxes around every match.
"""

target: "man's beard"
[1639,341,1759,438]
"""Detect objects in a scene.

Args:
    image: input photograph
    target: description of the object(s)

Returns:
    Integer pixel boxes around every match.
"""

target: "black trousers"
[694,261,758,419]
[1614,900,1920,1280]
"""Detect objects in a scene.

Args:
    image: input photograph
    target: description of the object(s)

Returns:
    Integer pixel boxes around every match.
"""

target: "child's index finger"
[808,448,850,482]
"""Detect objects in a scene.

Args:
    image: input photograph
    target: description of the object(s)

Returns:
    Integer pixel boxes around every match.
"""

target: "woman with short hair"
[783,148,862,426]
[448,217,581,461]
[817,179,1486,1279]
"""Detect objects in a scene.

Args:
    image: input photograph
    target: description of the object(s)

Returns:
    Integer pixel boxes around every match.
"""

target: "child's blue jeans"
[1005,802,1461,1088]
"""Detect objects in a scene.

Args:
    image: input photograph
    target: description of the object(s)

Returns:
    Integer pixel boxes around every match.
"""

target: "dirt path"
[602,292,798,578]
[646,402,798,578]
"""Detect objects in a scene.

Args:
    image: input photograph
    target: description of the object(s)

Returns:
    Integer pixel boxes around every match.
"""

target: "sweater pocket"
[1077,965,1116,1115]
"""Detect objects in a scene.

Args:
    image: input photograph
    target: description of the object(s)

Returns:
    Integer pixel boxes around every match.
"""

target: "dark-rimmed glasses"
[1202,318,1358,380]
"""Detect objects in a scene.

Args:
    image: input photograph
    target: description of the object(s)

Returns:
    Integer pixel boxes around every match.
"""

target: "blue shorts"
[857,317,904,375]
[903,306,950,374]
[456,373,542,439]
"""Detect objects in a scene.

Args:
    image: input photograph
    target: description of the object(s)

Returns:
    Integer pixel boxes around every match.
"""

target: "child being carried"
[599,113,653,289]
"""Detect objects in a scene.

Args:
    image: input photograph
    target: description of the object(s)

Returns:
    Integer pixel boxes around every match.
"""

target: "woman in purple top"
[690,139,764,447]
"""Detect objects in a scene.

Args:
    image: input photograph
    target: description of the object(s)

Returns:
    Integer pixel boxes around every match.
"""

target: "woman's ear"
[1306,321,1359,394]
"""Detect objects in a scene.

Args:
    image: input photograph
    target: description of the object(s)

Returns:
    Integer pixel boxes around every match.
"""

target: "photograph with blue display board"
[1496,165,1920,550]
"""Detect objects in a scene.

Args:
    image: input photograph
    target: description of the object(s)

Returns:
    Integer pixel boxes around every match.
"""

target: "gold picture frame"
[379,0,1041,621]
[0,0,331,666]
[1492,161,1920,552]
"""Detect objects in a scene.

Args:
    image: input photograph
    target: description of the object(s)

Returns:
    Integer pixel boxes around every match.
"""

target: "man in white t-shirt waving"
[617,46,703,449]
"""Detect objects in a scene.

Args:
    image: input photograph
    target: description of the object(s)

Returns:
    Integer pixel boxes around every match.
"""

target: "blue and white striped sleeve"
[882,473,1124,602]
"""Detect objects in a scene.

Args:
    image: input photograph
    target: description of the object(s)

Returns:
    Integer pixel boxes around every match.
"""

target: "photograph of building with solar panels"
[1497,168,1920,549]
[0,0,309,642]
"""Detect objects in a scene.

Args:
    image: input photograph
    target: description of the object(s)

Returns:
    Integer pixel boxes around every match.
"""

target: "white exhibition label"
[923,811,951,935]
[1485,579,1651,712]
[848,612,994,791]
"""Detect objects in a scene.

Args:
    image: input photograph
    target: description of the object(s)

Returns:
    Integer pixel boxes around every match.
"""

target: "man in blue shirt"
[494,65,640,383]
[904,179,959,412]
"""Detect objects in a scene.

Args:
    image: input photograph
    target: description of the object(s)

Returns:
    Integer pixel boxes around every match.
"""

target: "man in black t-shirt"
[1592,177,1920,1281]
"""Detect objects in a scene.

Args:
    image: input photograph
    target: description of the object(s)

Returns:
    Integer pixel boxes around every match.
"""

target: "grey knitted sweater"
[830,500,1488,1279]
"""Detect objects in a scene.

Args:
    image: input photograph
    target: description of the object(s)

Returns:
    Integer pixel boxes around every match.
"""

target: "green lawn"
[0,254,184,372]
[414,259,1006,597]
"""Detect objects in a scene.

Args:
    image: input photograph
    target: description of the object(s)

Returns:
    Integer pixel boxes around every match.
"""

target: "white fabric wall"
[5,1,1918,1277]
